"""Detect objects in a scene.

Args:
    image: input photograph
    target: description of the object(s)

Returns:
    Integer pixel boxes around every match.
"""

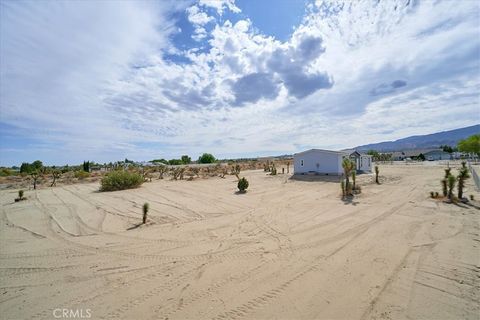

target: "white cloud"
[1,0,479,165]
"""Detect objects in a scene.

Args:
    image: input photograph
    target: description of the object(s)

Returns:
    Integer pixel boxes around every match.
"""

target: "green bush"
[74,170,90,179]
[237,177,249,192]
[100,171,143,192]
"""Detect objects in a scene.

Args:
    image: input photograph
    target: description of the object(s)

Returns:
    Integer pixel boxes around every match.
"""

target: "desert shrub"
[470,195,475,201]
[19,190,24,199]
[435,192,439,198]
[237,177,249,192]
[100,171,143,192]
[75,170,90,180]
[430,191,435,198]
[447,174,456,200]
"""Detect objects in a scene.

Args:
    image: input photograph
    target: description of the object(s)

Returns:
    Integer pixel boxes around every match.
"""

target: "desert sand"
[1,163,479,320]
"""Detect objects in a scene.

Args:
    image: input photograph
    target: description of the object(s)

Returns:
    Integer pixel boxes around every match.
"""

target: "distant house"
[391,149,438,161]
[349,151,373,172]
[293,149,372,175]
[424,150,451,161]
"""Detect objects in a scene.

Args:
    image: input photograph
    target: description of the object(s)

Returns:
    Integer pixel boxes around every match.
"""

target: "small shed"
[349,151,372,172]
[293,149,349,175]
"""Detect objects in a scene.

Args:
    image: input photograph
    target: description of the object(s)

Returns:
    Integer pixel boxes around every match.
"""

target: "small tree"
[374,165,379,184]
[447,174,456,201]
[198,153,216,164]
[142,203,149,224]
[83,161,90,172]
[237,177,249,193]
[457,162,470,200]
[181,155,191,164]
[231,164,241,180]
[31,171,40,190]
[50,170,61,187]
[458,134,480,156]
[158,166,167,179]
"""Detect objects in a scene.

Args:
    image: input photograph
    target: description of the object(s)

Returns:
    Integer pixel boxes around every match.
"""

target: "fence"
[468,162,480,191]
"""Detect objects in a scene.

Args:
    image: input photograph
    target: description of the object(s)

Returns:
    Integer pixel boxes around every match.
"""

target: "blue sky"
[0,0,479,166]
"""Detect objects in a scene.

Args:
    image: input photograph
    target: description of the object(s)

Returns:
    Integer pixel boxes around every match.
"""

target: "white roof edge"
[294,148,350,156]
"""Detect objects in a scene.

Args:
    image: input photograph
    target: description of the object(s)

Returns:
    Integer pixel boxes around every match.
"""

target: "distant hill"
[353,125,479,152]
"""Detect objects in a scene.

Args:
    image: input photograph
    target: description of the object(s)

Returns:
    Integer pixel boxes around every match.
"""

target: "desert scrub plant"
[430,191,435,198]
[142,202,149,224]
[100,171,143,192]
[270,164,277,175]
[374,165,379,184]
[15,190,26,202]
[50,170,61,187]
[74,170,90,180]
[435,192,439,198]
[231,164,241,180]
[237,177,249,193]
[470,195,475,201]
[447,174,456,201]
[30,171,40,190]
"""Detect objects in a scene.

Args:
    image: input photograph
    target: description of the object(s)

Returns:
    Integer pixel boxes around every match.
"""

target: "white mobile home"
[294,149,349,175]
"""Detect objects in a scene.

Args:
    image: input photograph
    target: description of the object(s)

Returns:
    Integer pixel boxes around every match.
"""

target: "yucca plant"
[374,165,379,184]
[342,158,355,194]
[441,179,447,197]
[444,168,451,178]
[447,174,456,201]
[142,202,149,224]
[457,166,470,200]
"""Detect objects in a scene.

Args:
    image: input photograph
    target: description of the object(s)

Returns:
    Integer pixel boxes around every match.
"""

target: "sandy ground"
[1,164,479,320]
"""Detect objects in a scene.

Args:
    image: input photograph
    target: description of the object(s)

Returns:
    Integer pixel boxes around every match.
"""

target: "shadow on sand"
[341,196,359,206]
[127,223,144,230]
[288,174,341,183]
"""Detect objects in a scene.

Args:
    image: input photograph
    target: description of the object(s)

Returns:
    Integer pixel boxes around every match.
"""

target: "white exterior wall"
[294,150,345,175]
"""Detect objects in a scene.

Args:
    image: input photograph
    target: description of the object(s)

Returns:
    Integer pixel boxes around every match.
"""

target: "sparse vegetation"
[157,166,168,179]
[447,174,456,201]
[74,170,90,180]
[342,158,355,194]
[231,164,241,180]
[15,190,26,202]
[31,171,40,190]
[237,177,249,193]
[457,162,470,200]
[142,202,149,224]
[100,171,143,192]
[50,170,61,187]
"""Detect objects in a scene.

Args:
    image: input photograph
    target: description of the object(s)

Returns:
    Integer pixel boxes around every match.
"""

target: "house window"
[301,160,304,166]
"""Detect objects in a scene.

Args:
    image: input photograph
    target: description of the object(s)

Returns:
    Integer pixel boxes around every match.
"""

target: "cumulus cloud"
[1,0,479,165]
[232,73,280,105]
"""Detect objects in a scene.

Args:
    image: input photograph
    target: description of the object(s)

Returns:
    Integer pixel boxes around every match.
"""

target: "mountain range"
[352,124,479,152]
